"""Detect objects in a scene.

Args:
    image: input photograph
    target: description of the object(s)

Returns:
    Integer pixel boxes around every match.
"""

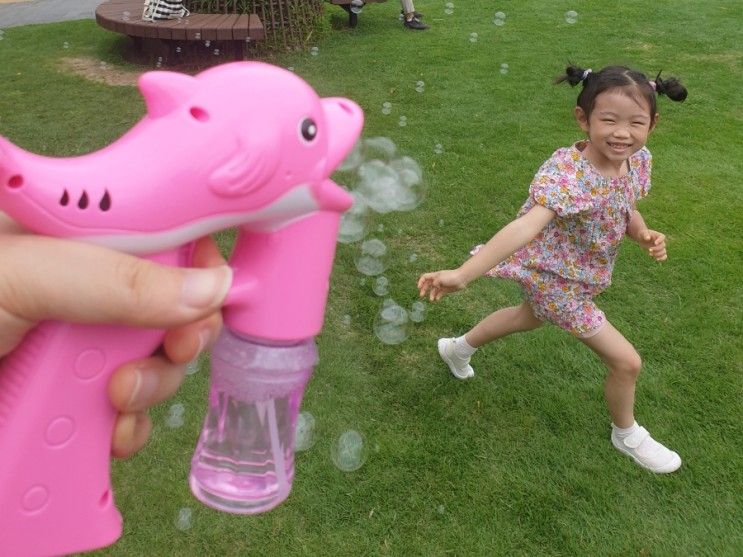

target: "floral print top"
[495,141,652,292]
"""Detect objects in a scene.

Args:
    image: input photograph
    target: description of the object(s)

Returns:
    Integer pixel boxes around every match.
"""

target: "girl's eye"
[300,118,318,142]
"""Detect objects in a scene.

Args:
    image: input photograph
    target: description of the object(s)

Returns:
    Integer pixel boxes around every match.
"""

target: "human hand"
[638,229,667,261]
[417,269,468,301]
[0,218,230,458]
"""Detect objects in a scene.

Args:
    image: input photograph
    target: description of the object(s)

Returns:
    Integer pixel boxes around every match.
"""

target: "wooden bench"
[328,0,387,28]
[95,0,265,65]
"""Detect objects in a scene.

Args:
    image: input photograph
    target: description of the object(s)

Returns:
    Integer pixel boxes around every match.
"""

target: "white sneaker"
[437,338,474,379]
[611,425,682,473]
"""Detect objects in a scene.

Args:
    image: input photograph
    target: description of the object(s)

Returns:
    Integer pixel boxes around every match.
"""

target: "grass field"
[0,1,741,555]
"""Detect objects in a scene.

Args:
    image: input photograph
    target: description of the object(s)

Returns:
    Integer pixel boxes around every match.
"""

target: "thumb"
[0,235,232,333]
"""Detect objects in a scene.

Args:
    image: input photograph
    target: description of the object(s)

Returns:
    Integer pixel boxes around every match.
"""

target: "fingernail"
[127,368,159,410]
[181,266,232,309]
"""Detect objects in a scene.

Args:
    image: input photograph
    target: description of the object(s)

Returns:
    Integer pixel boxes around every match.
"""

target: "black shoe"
[401,9,424,18]
[403,17,429,30]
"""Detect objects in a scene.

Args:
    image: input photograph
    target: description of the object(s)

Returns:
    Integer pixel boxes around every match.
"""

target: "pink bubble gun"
[0,61,363,557]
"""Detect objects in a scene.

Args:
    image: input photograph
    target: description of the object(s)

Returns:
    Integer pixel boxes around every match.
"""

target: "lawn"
[0,0,741,555]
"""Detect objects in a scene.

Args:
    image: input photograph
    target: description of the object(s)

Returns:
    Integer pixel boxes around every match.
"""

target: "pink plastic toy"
[0,61,362,556]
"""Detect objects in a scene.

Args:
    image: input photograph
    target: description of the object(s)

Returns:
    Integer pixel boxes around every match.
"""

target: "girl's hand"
[638,229,667,261]
[417,269,468,301]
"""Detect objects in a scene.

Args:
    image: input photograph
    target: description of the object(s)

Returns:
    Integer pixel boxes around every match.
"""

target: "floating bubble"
[415,85,425,94]
[409,252,418,262]
[437,504,445,514]
[409,300,427,323]
[122,10,130,21]
[565,10,578,24]
[356,238,387,276]
[213,48,220,56]
[350,0,364,14]
[166,402,186,428]
[494,11,506,20]
[363,136,397,162]
[373,299,410,345]
[156,57,163,68]
[438,219,445,227]
[373,276,389,296]
[341,314,352,327]
[434,143,444,154]
[195,32,201,40]
[185,358,199,375]
[331,430,367,472]
[416,80,425,88]
[444,2,454,15]
[469,32,478,43]
[337,192,369,244]
[294,411,316,451]
[500,62,509,75]
[175,46,182,53]
[287,66,294,72]
[204,40,211,47]
[398,115,408,127]
[310,46,319,56]
[493,11,505,25]
[62,41,69,49]
[381,101,392,115]
[377,223,385,233]
[175,507,193,531]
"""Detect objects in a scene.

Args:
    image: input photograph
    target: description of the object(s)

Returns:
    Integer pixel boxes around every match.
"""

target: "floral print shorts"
[516,269,606,338]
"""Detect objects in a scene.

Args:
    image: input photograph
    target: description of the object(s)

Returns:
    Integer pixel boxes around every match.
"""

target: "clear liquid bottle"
[189,327,317,514]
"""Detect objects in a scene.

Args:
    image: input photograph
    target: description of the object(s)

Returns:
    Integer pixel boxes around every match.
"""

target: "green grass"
[1,1,742,555]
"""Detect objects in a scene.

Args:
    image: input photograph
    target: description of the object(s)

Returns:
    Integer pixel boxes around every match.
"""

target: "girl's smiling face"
[575,87,659,176]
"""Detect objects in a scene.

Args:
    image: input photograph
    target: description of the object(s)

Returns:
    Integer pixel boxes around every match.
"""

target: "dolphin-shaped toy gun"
[0,61,363,556]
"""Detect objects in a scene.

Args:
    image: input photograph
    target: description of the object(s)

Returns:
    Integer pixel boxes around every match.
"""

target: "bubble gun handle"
[0,61,362,556]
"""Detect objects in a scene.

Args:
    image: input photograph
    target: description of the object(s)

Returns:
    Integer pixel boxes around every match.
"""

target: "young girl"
[417,64,687,473]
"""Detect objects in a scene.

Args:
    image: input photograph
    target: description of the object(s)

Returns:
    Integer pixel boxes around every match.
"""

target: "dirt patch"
[58,57,142,87]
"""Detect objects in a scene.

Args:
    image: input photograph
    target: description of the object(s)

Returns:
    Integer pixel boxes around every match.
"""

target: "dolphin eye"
[300,118,318,142]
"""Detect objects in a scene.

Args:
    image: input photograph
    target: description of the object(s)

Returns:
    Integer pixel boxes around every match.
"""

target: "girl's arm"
[418,204,555,301]
[627,208,668,261]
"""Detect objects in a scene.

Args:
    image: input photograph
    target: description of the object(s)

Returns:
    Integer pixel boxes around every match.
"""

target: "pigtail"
[554,63,588,87]
[653,71,688,102]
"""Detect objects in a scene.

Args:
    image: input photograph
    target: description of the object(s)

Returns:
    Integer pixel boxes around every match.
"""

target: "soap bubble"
[175,507,193,531]
[376,224,385,233]
[175,46,182,53]
[469,32,478,43]
[355,238,387,276]
[287,66,294,72]
[398,115,408,127]
[373,299,410,345]
[415,80,425,93]
[122,11,130,21]
[204,40,211,47]
[434,143,444,154]
[155,56,163,68]
[331,430,367,472]
[408,252,418,263]
[362,136,397,162]
[565,10,578,24]
[381,101,392,115]
[437,504,445,514]
[213,48,220,56]
[310,46,319,56]
[185,358,199,375]
[341,314,352,327]
[350,0,364,14]
[373,276,389,296]
[438,219,445,227]
[166,402,185,428]
[500,62,509,75]
[294,411,316,451]
[444,2,454,15]
[409,300,427,323]
[195,32,201,40]
[62,41,69,49]
[493,11,506,25]
[337,192,369,244]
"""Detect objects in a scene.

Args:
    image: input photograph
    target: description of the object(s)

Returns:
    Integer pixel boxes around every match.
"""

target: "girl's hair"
[555,64,687,118]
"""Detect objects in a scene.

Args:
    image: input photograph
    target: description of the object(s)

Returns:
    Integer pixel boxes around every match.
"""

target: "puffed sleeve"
[633,148,652,201]
[528,148,593,216]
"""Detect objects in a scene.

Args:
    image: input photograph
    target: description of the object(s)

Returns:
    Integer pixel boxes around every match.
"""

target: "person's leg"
[438,302,543,379]
[400,0,428,28]
[580,320,681,473]
[579,320,639,428]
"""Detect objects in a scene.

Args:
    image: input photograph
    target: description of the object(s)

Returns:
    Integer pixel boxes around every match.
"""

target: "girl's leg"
[438,302,542,379]
[579,321,639,428]
[465,301,543,347]
[580,320,681,473]
[400,0,415,17]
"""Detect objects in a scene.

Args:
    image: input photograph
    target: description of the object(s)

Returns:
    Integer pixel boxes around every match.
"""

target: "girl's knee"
[613,351,642,378]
